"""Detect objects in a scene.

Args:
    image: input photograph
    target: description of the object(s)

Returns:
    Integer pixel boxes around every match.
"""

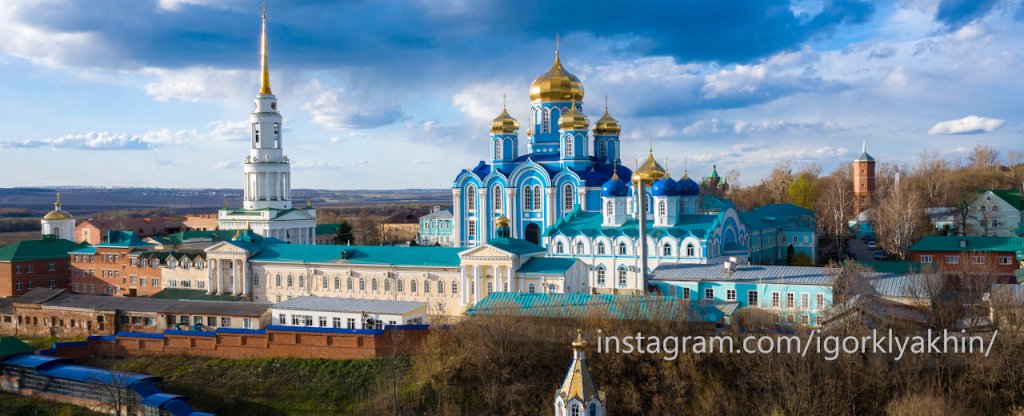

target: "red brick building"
[0,235,85,298]
[909,236,1023,283]
[75,217,185,245]
[70,231,163,297]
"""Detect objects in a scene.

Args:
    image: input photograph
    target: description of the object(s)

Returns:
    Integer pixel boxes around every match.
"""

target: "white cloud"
[0,130,203,151]
[292,160,343,170]
[143,67,252,102]
[207,120,249,142]
[302,80,404,130]
[927,115,1005,135]
[452,83,528,122]
[0,1,119,69]
[884,66,908,87]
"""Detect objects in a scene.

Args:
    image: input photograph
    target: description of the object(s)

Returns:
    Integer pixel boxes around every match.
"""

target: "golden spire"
[683,158,689,179]
[611,160,619,181]
[55,192,61,209]
[259,3,272,95]
[572,328,587,351]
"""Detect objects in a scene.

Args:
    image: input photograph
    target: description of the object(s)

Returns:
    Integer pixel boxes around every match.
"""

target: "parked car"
[866,241,877,250]
[873,251,886,260]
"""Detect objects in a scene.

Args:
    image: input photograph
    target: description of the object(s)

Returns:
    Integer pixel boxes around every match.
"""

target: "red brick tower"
[853,140,875,214]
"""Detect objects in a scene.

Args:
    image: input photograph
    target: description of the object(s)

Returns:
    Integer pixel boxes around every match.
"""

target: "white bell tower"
[41,193,76,241]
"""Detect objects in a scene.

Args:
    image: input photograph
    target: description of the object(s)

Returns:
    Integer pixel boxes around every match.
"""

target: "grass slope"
[85,356,409,416]
[0,392,103,416]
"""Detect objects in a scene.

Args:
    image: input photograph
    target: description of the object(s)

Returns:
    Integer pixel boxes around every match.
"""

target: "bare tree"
[872,179,927,260]
[817,171,853,255]
[764,160,794,204]
[967,144,1000,170]
[96,369,140,416]
[912,149,953,206]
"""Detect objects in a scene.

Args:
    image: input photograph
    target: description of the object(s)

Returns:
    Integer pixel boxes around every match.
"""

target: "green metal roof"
[315,224,344,236]
[990,189,1023,211]
[483,237,546,255]
[0,337,34,359]
[0,236,87,262]
[910,236,1024,253]
[250,244,463,267]
[856,260,925,274]
[149,230,238,245]
[95,231,153,248]
[517,257,577,274]
[466,292,736,323]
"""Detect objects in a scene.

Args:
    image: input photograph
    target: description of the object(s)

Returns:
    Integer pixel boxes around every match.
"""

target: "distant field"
[0,231,39,247]
[0,187,451,219]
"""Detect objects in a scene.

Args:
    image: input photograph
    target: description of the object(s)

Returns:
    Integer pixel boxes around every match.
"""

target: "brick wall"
[0,258,73,298]
[52,327,430,361]
[70,247,162,297]
[3,305,116,338]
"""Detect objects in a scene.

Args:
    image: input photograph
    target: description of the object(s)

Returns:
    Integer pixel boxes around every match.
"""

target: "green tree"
[332,221,354,245]
[787,171,818,209]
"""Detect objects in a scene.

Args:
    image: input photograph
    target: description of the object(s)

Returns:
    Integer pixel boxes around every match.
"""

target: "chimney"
[433,205,441,213]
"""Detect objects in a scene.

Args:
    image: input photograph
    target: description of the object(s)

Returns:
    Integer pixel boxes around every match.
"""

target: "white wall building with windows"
[271,296,428,330]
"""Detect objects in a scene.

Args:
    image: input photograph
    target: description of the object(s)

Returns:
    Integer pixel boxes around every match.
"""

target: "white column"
[206,262,215,294]
[242,259,250,297]
[577,188,587,211]
[479,188,489,244]
[473,265,481,304]
[506,188,517,238]
[506,265,513,292]
[452,189,462,247]
[459,267,467,306]
[545,187,556,227]
[216,259,224,295]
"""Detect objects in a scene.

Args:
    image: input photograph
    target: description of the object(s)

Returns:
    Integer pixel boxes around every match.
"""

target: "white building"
[964,189,1023,237]
[271,296,428,330]
[217,9,316,244]
[40,193,75,241]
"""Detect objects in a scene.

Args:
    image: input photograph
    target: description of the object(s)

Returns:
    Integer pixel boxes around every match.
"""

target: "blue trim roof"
[467,292,736,322]
[265,324,383,335]
[518,257,577,274]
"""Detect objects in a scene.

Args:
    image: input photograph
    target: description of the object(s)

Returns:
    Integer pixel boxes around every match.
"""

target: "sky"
[0,0,1021,190]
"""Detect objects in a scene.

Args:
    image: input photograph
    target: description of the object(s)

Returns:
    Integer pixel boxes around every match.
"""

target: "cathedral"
[217,8,317,244]
[452,45,630,248]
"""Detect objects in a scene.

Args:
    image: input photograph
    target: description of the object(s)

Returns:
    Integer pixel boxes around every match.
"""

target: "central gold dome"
[529,52,584,103]
[631,150,669,184]
[43,210,73,221]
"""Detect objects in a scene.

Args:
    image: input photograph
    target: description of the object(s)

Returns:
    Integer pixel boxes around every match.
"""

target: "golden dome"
[631,150,670,184]
[496,215,511,228]
[571,328,588,351]
[490,101,519,135]
[42,194,73,221]
[529,51,584,103]
[558,100,589,131]
[43,210,73,221]
[593,98,621,136]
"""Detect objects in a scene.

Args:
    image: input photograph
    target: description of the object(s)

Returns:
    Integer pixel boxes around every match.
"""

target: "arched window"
[423,279,430,294]
[563,184,574,210]
[686,243,695,257]
[372,278,379,292]
[287,275,293,288]
[533,185,542,210]
[298,275,305,288]
[523,186,534,210]
[397,279,404,293]
[528,283,536,293]
[470,282,475,295]
[605,201,613,216]
[359,278,365,291]
[658,200,666,216]
[596,139,606,158]
[589,403,597,416]
[334,276,340,290]
[486,282,493,294]
[618,267,628,287]
[439,280,446,294]
[451,281,458,294]
[347,277,353,290]
[556,242,565,254]
[411,279,417,293]
[493,186,503,211]
[275,274,281,287]
[596,267,606,286]
[541,108,551,133]
[564,135,573,157]
[322,277,328,289]
[493,139,502,160]
[618,242,627,255]
[466,185,477,211]
[597,242,606,255]
[662,242,672,256]
[384,279,391,292]
[571,403,581,416]
[575,241,584,254]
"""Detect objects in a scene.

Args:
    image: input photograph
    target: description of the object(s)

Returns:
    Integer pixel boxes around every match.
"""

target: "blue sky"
[0,0,1021,189]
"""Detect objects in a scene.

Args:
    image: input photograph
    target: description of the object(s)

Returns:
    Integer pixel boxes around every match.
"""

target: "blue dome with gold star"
[651,177,681,196]
[601,175,629,197]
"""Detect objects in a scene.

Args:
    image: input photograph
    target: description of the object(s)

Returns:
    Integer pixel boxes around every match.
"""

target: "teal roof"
[990,189,1023,210]
[910,236,1024,253]
[315,224,343,236]
[466,292,736,323]
[545,210,718,240]
[518,257,577,274]
[856,260,924,274]
[0,236,88,262]
[483,237,546,255]
[0,337,34,359]
[95,231,153,248]
[149,230,238,245]
[221,206,313,220]
[742,203,816,231]
[250,244,463,267]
